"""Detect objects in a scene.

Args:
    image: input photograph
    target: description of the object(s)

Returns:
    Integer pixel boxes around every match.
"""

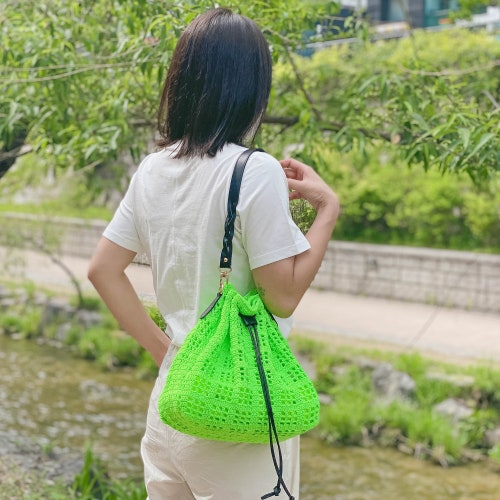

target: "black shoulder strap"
[219,148,263,269]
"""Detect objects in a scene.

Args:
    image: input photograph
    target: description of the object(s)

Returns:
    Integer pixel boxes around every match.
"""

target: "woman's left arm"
[88,237,170,367]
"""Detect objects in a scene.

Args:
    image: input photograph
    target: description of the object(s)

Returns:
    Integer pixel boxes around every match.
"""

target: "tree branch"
[0,59,159,86]
[401,60,500,77]
[24,235,84,309]
[263,115,396,142]
[281,43,324,122]
[483,90,500,110]
[0,145,32,163]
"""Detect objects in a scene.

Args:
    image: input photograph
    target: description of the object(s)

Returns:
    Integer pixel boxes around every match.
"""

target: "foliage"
[393,353,429,381]
[0,0,331,178]
[147,303,167,331]
[467,364,500,406]
[69,294,103,311]
[302,336,500,463]
[294,144,500,251]
[1,0,498,186]
[64,318,157,377]
[62,299,162,377]
[455,0,497,19]
[73,448,146,500]
[490,443,500,464]
[382,402,467,461]
[0,306,41,338]
[461,409,498,448]
[414,377,462,408]
[319,365,373,444]
[267,27,500,180]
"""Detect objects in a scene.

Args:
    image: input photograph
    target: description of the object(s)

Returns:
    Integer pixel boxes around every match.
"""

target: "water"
[0,335,149,478]
[2,335,500,499]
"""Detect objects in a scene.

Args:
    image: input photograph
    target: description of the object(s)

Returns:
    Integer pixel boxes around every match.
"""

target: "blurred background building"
[341,0,499,29]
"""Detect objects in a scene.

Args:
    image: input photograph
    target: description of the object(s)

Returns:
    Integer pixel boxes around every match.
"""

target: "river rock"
[0,429,83,485]
[372,363,416,402]
[433,398,473,423]
[426,371,475,388]
[75,309,103,329]
[353,356,380,371]
[39,299,76,331]
[0,284,12,300]
[79,379,114,400]
[0,297,18,309]
[295,352,317,381]
[318,393,333,405]
[485,428,500,448]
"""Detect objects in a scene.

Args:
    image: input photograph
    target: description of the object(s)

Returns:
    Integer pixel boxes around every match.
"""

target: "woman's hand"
[280,157,339,216]
[251,158,340,317]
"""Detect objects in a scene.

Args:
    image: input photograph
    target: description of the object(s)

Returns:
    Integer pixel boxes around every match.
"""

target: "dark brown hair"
[157,8,272,158]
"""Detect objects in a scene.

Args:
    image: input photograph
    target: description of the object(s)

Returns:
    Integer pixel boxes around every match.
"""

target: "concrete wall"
[314,241,500,313]
[2,213,499,313]
[1,213,106,259]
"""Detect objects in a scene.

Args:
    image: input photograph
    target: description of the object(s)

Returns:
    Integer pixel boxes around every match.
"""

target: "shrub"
[73,448,146,500]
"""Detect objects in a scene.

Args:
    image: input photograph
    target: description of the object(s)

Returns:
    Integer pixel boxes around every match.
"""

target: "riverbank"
[2,269,500,497]
[0,429,146,500]
[2,281,500,467]
[3,315,500,499]
[3,329,500,500]
[0,430,82,500]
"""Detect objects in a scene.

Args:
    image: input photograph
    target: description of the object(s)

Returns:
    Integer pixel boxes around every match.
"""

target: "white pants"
[141,344,301,500]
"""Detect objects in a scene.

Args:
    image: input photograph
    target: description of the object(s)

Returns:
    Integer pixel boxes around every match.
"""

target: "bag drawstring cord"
[240,314,295,500]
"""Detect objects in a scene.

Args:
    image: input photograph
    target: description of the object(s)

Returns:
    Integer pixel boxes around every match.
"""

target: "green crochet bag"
[158,149,319,500]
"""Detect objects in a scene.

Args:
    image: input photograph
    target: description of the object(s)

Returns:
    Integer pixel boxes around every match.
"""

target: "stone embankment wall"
[314,242,500,313]
[2,213,500,313]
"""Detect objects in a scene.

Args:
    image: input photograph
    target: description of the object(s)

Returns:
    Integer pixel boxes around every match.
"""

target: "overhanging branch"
[263,115,396,143]
[0,145,32,163]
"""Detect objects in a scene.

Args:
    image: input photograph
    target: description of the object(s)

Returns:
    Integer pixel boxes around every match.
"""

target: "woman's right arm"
[251,158,339,318]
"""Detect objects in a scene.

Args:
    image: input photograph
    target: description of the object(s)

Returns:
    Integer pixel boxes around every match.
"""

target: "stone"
[433,398,473,423]
[318,393,333,405]
[39,299,76,330]
[0,429,83,485]
[75,309,103,329]
[372,362,416,402]
[295,352,317,381]
[0,298,18,309]
[79,380,114,400]
[426,371,475,388]
[485,428,500,448]
[353,356,380,371]
[0,285,12,300]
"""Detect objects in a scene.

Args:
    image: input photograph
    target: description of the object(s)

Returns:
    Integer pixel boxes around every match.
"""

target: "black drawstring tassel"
[240,314,295,500]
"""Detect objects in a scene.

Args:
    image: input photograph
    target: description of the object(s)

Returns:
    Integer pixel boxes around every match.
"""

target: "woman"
[88,7,339,499]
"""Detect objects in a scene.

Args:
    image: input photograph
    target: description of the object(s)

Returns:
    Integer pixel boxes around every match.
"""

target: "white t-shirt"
[103,143,311,345]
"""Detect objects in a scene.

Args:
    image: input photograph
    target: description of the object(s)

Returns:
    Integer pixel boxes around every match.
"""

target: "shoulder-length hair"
[157,8,272,158]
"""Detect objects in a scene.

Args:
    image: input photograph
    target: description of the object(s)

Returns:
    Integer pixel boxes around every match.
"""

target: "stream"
[2,334,500,499]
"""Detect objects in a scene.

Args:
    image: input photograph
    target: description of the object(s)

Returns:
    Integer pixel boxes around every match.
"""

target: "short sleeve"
[238,152,310,269]
[102,172,144,254]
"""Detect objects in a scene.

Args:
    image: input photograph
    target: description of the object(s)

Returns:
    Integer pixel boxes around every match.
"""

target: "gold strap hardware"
[219,268,231,293]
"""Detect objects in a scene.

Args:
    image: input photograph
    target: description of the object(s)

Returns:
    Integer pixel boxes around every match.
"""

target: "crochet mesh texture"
[158,283,320,443]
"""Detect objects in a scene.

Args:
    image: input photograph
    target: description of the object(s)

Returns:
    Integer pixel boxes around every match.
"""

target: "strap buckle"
[219,268,231,292]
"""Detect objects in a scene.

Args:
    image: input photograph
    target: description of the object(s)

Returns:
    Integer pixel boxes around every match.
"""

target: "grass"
[0,202,112,221]
[0,448,146,500]
[3,284,500,467]
[294,334,500,465]
[73,448,146,500]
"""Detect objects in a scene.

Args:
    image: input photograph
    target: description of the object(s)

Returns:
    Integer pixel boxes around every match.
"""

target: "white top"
[103,143,311,345]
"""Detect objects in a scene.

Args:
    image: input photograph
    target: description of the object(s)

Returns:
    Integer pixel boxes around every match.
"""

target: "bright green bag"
[158,282,319,443]
[158,149,319,499]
